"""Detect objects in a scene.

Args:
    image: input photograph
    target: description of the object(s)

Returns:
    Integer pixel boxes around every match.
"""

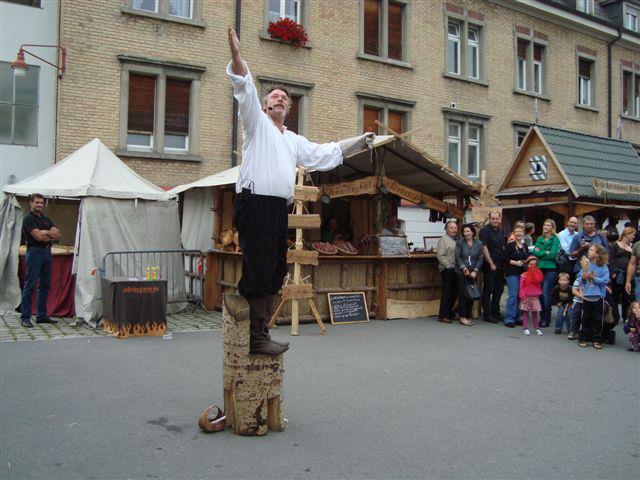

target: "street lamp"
[11,44,66,78]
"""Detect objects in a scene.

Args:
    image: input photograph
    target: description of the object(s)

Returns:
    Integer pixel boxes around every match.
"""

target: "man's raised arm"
[228,26,247,77]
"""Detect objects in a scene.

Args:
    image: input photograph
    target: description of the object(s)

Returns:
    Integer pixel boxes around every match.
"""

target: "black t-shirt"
[504,241,529,277]
[22,211,54,247]
[479,224,506,267]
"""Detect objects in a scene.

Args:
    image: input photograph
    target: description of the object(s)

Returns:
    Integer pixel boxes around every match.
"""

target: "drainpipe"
[607,27,622,138]
[231,0,241,167]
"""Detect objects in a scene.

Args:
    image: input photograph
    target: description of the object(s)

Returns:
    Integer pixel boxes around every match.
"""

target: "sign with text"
[378,235,409,256]
[327,292,369,325]
[592,178,640,197]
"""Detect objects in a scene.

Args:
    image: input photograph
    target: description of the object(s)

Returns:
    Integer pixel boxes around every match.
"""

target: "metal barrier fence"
[100,249,206,307]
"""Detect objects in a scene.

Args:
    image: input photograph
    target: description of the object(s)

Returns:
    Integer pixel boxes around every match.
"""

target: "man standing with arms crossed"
[20,193,61,328]
[227,27,373,355]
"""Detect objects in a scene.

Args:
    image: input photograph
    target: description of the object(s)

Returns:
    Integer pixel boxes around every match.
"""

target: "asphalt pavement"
[1,318,638,480]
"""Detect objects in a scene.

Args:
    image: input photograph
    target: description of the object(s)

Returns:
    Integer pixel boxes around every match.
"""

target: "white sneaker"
[535,329,543,336]
[523,328,531,335]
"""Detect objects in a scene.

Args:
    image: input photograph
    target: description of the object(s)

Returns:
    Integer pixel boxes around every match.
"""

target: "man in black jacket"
[480,211,506,323]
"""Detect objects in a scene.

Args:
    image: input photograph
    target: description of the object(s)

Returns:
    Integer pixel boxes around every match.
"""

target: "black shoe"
[250,333,289,356]
[492,313,504,321]
[483,317,498,323]
[265,331,289,348]
[36,316,58,324]
[554,329,562,334]
[606,330,616,345]
[21,319,34,328]
[504,322,515,328]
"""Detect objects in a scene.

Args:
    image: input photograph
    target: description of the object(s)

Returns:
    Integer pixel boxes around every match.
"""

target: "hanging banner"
[592,178,640,197]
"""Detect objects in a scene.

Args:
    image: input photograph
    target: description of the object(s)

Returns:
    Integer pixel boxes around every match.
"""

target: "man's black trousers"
[233,189,288,299]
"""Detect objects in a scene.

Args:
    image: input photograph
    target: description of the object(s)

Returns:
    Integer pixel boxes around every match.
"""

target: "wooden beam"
[294,185,320,203]
[322,176,379,199]
[282,284,314,300]
[287,249,319,265]
[288,214,321,229]
[383,176,465,218]
[376,260,388,320]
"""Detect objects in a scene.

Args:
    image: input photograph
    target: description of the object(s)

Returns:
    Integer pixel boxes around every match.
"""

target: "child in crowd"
[578,244,610,349]
[568,277,583,340]
[623,301,640,352]
[519,255,543,335]
[552,272,574,334]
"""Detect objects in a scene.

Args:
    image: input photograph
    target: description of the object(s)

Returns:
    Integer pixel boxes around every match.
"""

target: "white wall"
[0,0,59,190]
[399,206,448,251]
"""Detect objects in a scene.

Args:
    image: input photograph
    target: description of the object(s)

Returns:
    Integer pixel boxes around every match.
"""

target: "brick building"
[55,0,640,190]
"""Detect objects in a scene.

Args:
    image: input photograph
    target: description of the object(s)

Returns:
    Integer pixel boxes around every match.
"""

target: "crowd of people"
[436,212,640,352]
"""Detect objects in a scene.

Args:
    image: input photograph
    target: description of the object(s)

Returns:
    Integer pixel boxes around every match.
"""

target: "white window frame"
[635,74,640,118]
[448,121,461,173]
[447,21,461,75]
[168,0,193,20]
[625,4,639,31]
[577,56,595,107]
[533,59,542,94]
[467,26,479,79]
[268,0,301,23]
[467,125,480,177]
[132,0,158,13]
[576,0,594,14]
[517,58,527,91]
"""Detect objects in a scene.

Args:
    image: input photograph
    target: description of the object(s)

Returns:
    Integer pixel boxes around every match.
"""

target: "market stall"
[197,135,479,322]
[495,126,640,230]
[0,139,183,325]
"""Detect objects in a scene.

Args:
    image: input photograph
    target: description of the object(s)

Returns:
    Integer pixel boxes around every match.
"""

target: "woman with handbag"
[455,223,484,326]
[609,227,636,323]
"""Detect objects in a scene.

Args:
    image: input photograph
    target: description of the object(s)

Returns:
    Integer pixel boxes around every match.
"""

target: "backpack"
[556,249,572,273]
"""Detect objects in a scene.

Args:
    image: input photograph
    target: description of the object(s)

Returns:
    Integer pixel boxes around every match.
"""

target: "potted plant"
[267,17,308,48]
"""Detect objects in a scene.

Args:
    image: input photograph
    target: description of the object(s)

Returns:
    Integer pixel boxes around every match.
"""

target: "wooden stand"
[269,170,327,336]
[222,293,286,436]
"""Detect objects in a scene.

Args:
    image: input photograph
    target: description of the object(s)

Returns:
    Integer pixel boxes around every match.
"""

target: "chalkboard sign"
[378,235,409,256]
[327,292,369,325]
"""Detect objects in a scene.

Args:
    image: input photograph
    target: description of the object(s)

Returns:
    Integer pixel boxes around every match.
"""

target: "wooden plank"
[287,249,319,265]
[383,176,464,218]
[288,214,321,229]
[282,284,313,300]
[203,251,219,310]
[386,299,440,319]
[322,176,379,199]
[294,185,320,202]
[377,260,388,320]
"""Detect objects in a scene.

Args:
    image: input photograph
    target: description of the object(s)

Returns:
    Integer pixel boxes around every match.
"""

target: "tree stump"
[222,293,286,436]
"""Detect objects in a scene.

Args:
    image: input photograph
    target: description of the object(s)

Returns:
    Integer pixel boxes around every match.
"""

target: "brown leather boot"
[248,297,289,355]
[265,294,289,348]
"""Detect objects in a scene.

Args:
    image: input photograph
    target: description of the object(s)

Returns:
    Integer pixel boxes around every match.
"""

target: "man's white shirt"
[557,228,578,253]
[226,62,343,203]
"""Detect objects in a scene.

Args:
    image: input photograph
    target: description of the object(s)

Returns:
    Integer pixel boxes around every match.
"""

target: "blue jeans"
[555,303,572,332]
[635,276,640,302]
[504,275,520,325]
[20,247,52,321]
[540,269,558,327]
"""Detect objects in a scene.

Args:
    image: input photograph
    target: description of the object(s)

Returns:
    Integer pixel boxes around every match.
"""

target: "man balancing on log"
[227,26,374,355]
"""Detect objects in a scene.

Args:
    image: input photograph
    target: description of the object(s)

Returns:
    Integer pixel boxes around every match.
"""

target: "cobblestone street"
[0,307,222,342]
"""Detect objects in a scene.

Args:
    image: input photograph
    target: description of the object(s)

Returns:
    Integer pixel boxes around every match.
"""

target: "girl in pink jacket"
[520,256,544,336]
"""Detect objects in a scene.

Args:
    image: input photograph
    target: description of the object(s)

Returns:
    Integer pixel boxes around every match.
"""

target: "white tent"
[0,139,184,324]
[169,166,239,251]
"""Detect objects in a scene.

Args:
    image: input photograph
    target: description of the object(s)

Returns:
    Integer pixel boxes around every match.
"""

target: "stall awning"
[342,135,480,197]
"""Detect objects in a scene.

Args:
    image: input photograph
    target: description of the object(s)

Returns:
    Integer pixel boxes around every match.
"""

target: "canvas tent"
[169,166,239,251]
[1,138,184,324]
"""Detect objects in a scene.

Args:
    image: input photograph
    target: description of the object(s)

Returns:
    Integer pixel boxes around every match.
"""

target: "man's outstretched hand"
[228,26,247,76]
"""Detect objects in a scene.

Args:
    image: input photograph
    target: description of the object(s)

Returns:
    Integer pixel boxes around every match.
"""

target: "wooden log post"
[222,294,287,436]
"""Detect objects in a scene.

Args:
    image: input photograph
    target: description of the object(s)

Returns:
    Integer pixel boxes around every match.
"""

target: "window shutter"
[533,44,543,62]
[363,106,381,134]
[164,78,191,135]
[364,0,380,56]
[578,59,591,78]
[128,73,156,134]
[284,95,300,134]
[388,2,403,60]
[517,39,527,59]
[388,110,404,134]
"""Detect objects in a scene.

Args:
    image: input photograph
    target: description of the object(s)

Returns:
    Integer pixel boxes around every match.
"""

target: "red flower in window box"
[267,17,308,48]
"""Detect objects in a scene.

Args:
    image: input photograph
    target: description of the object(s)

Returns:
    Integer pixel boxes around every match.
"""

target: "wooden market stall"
[495,125,640,230]
[204,135,480,323]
